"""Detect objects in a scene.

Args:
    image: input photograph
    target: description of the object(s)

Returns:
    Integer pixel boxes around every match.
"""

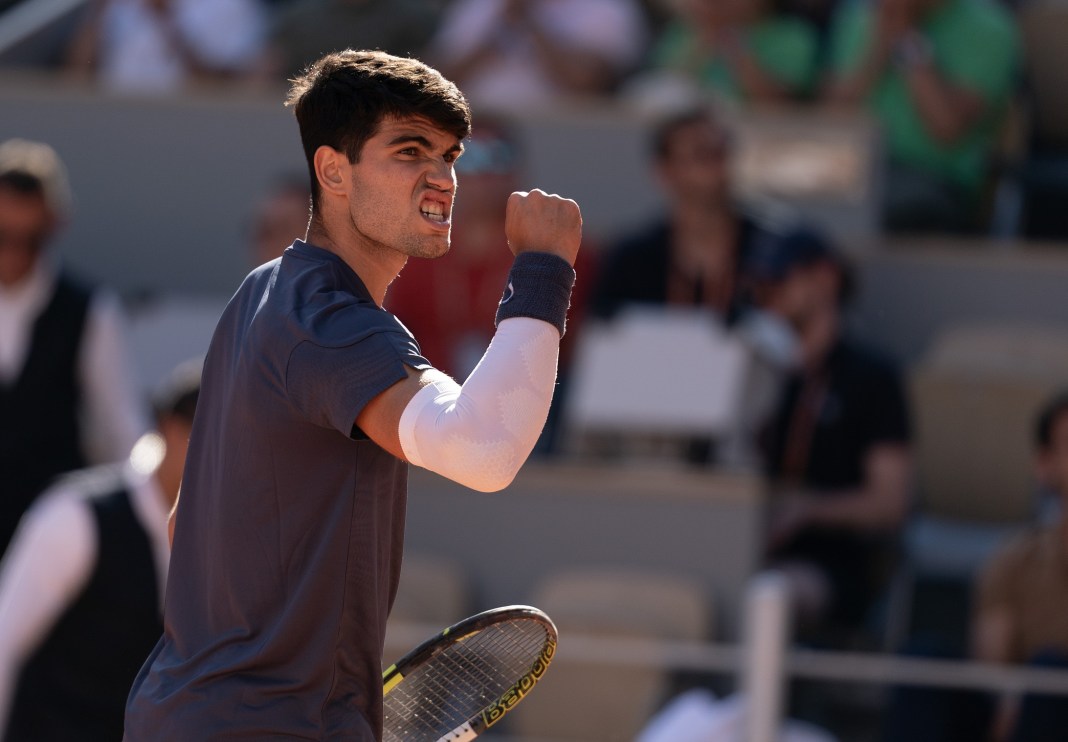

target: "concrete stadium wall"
[3,72,1068,368]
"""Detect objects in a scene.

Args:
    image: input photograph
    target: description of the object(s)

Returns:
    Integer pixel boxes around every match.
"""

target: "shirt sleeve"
[938,9,1019,102]
[754,19,818,92]
[286,320,431,438]
[826,1,870,76]
[0,492,96,733]
[78,292,152,465]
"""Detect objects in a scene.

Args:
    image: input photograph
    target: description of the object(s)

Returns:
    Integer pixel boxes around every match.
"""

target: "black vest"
[4,473,163,742]
[0,273,92,556]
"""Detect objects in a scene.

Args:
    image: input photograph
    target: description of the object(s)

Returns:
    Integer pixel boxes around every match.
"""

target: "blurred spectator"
[823,0,1020,234]
[64,0,272,95]
[268,0,444,81]
[883,391,1068,742]
[247,174,309,267]
[755,229,912,642]
[973,390,1068,739]
[0,358,200,742]
[426,0,648,110]
[633,0,819,106]
[589,106,768,325]
[0,138,148,558]
[587,106,784,464]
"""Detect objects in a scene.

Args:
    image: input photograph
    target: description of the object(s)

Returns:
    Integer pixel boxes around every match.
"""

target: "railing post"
[742,570,791,742]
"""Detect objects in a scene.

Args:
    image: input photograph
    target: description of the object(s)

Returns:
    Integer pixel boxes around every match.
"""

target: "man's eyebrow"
[387,134,464,156]
[387,134,433,148]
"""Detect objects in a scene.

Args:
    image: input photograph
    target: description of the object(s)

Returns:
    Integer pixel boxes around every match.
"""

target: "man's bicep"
[356,366,452,460]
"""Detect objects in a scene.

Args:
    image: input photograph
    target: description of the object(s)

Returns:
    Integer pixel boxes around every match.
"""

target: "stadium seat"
[382,554,471,665]
[563,307,751,460]
[508,567,713,742]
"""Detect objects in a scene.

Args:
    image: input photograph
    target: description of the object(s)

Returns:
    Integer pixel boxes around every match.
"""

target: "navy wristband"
[495,252,576,336]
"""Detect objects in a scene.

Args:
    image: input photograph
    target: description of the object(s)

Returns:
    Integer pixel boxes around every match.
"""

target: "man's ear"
[313,146,350,199]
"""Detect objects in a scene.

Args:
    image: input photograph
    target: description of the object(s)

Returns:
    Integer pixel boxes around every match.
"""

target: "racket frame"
[382,605,557,740]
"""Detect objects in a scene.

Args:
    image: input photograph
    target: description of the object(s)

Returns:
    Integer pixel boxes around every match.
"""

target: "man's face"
[344,116,463,260]
[1039,412,1068,497]
[0,186,53,287]
[657,118,732,208]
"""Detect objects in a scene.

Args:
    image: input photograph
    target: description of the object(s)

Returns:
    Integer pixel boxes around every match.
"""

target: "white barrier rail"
[385,623,1068,697]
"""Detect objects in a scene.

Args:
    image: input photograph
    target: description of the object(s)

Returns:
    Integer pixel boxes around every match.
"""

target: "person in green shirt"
[649,0,819,104]
[824,0,1020,233]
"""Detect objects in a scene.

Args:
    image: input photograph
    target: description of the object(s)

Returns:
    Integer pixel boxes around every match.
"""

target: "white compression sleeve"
[398,317,560,492]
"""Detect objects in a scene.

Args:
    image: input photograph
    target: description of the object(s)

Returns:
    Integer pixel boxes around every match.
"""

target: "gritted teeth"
[421,201,447,222]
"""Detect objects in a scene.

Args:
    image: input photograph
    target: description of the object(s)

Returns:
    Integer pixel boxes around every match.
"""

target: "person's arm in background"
[973,541,1024,741]
[64,0,109,77]
[769,443,912,547]
[825,0,1018,145]
[769,351,913,547]
[0,494,96,734]
[358,189,581,492]
[894,33,989,145]
[517,0,643,96]
[895,4,1019,147]
[715,19,817,104]
[822,0,906,104]
[78,291,151,465]
[425,0,508,92]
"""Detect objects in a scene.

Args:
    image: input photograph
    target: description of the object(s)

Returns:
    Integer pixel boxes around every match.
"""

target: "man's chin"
[408,238,451,260]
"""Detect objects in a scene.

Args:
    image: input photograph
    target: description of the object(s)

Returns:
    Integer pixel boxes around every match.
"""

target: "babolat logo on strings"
[481,639,557,728]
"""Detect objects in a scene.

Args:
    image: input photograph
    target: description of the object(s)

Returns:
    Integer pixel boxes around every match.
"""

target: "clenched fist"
[505,189,582,267]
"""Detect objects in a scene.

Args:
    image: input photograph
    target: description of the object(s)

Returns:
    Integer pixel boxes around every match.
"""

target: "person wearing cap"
[0,137,149,558]
[751,226,913,643]
[0,357,199,742]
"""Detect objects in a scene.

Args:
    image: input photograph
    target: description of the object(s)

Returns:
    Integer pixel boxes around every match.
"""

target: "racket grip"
[436,722,477,742]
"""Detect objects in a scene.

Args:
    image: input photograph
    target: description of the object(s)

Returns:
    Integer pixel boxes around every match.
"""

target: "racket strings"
[383,618,549,741]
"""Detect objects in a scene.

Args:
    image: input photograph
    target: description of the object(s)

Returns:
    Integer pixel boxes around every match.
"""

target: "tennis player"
[124,50,581,741]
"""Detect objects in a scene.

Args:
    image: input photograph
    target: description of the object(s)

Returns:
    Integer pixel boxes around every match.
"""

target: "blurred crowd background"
[2,0,1068,740]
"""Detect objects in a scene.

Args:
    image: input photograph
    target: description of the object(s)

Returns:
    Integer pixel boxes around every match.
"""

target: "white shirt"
[97,0,267,94]
[431,0,647,108]
[0,440,172,734]
[0,252,149,465]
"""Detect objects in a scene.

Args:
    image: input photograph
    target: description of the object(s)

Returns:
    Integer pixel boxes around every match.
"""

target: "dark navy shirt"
[125,241,430,741]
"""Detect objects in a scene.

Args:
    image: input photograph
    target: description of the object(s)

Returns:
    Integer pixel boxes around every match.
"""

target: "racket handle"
[436,722,477,742]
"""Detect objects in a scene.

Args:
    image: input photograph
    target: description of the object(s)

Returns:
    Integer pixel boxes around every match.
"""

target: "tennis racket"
[382,605,557,742]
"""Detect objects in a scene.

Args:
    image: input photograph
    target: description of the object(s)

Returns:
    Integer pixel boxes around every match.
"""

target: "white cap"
[0,138,73,219]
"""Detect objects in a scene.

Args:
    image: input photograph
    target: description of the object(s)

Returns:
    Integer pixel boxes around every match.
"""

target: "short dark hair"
[0,171,47,200]
[285,50,471,209]
[1036,389,1068,450]
[650,105,729,162]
